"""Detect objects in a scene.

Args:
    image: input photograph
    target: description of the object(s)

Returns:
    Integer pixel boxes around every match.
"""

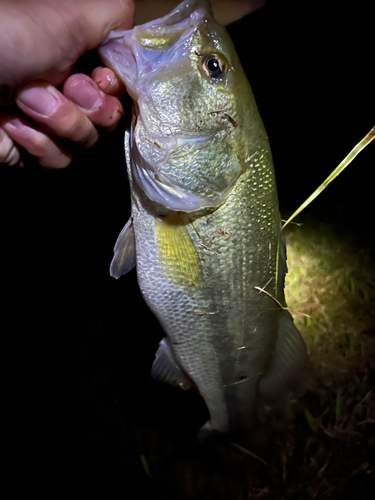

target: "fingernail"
[17,85,58,116]
[70,79,102,110]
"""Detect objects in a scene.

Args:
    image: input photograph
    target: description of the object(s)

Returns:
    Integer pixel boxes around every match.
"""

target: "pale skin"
[0,0,263,168]
[0,0,134,168]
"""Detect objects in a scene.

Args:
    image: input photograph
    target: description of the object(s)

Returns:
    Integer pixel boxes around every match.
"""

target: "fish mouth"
[99,0,213,98]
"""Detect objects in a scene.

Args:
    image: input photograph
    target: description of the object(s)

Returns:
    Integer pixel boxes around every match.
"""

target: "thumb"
[77,0,135,51]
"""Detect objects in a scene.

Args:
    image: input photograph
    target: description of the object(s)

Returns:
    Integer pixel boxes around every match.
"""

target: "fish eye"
[202,53,227,79]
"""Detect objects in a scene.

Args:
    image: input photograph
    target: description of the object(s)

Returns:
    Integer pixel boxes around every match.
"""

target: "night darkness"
[2,1,375,496]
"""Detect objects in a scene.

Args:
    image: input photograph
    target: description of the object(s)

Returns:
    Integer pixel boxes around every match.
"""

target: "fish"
[99,0,309,438]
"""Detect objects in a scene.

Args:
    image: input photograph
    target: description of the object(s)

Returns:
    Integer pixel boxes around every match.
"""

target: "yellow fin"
[155,213,202,287]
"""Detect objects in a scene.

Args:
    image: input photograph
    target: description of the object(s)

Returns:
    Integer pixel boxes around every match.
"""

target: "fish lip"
[98,32,138,98]
[99,1,213,98]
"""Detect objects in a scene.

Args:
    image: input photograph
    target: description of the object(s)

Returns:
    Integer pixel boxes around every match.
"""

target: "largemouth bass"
[99,0,308,438]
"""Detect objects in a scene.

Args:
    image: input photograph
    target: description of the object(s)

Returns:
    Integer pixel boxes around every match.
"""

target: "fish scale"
[99,0,309,438]
[129,141,282,433]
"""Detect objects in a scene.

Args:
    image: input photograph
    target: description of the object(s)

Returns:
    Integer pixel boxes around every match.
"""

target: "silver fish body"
[99,0,308,436]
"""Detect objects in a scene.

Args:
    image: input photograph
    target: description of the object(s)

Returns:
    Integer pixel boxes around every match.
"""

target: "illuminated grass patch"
[285,222,375,386]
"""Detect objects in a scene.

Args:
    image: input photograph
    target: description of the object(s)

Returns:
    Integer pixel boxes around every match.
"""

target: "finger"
[77,0,135,50]
[91,67,125,97]
[0,126,21,166]
[1,113,73,169]
[62,74,124,131]
[15,81,99,149]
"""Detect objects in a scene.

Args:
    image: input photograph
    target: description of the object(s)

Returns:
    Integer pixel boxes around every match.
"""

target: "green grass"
[285,222,375,388]
[266,220,375,499]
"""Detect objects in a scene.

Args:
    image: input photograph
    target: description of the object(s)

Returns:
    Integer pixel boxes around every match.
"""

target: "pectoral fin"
[155,213,202,287]
[109,218,136,279]
[259,311,310,405]
[151,339,195,390]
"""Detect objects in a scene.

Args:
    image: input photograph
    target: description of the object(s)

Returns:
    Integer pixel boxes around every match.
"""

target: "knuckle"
[30,131,53,155]
[40,151,72,170]
[75,122,99,148]
[58,111,98,148]
[0,128,20,165]
[29,131,72,169]
[6,146,21,166]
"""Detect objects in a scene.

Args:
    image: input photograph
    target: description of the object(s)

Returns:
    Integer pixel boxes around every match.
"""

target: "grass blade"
[282,126,375,230]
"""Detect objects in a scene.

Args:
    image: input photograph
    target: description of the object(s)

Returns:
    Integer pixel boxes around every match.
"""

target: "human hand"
[0,0,134,168]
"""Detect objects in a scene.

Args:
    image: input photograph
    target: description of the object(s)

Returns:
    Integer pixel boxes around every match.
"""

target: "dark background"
[2,0,374,495]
